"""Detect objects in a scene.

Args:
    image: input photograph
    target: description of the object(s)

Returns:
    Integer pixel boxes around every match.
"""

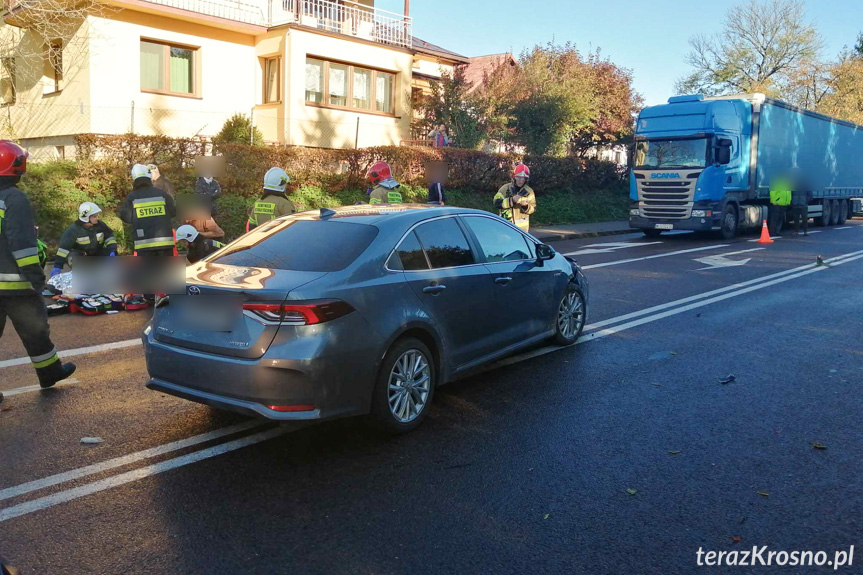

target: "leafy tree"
[417,68,486,150]
[818,57,863,125]
[214,114,263,146]
[854,32,863,58]
[675,0,821,96]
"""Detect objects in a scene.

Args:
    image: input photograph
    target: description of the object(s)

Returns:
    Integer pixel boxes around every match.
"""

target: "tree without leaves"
[675,0,821,97]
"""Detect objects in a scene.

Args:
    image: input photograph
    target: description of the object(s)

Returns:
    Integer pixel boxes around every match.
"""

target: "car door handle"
[423,284,447,295]
[494,276,513,285]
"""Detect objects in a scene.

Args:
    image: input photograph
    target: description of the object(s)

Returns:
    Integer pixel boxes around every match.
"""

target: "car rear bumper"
[146,378,323,420]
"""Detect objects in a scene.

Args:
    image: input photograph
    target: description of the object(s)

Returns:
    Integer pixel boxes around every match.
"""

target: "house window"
[140,39,198,96]
[304,57,396,116]
[42,41,62,95]
[1,57,15,105]
[375,71,394,114]
[305,58,324,103]
[264,56,280,103]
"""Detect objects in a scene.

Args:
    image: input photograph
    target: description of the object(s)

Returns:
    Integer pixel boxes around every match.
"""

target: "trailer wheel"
[719,204,738,240]
[838,200,849,225]
[642,229,663,238]
[816,200,831,227]
[830,200,841,225]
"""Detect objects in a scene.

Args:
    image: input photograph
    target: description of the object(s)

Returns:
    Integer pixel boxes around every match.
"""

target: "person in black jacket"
[0,140,75,391]
[175,225,224,264]
[195,174,222,216]
[51,201,116,276]
[119,164,176,256]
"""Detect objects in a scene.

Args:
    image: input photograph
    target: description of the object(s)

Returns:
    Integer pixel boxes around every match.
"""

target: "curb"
[533,228,636,243]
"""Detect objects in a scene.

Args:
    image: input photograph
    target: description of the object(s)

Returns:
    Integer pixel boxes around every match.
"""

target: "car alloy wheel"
[387,349,431,423]
[557,288,585,342]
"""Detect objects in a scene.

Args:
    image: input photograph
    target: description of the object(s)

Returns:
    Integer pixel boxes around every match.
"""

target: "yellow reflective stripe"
[33,354,60,369]
[133,200,166,208]
[56,248,70,257]
[104,238,117,245]
[0,281,32,290]
[76,237,91,244]
[369,198,381,205]
[135,240,175,249]
[0,208,5,217]
[16,255,40,267]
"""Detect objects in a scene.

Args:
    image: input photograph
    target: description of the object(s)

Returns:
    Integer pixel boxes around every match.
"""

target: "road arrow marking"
[694,248,765,270]
[565,241,661,256]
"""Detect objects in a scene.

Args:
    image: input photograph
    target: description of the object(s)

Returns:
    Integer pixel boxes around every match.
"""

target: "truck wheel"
[830,200,841,225]
[816,200,831,227]
[643,229,663,238]
[719,204,737,240]
[369,337,436,434]
[838,200,849,225]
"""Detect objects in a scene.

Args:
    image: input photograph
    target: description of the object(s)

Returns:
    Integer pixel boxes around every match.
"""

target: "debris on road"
[668,451,681,456]
[627,488,638,496]
[731,536,741,543]
[756,491,769,498]
[719,374,736,385]
[543,514,550,520]
[810,442,828,450]
[80,437,104,445]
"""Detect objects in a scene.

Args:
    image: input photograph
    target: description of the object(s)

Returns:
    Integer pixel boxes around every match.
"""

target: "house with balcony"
[0,0,464,159]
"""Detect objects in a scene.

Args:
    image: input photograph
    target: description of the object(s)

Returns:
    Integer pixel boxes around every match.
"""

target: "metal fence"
[0,101,410,160]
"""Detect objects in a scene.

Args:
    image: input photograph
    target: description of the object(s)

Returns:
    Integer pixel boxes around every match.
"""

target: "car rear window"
[211,220,378,272]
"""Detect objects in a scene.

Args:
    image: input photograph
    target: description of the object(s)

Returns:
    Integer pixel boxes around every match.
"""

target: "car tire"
[554,283,586,346]
[642,229,663,238]
[837,200,848,225]
[369,337,436,434]
[719,204,738,240]
[830,200,841,226]
[816,200,831,227]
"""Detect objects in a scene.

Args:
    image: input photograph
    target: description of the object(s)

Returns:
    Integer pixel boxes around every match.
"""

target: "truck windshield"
[634,138,707,169]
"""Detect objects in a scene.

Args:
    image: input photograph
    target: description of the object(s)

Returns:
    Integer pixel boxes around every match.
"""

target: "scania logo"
[651,173,681,179]
[187,285,201,295]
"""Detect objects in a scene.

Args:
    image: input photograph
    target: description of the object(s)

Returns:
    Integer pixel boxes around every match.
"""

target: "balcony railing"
[272,0,411,48]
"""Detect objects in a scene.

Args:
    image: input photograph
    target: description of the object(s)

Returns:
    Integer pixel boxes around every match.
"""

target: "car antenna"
[320,207,336,219]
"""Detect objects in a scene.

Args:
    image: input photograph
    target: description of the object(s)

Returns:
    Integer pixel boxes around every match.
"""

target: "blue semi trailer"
[629,93,863,239]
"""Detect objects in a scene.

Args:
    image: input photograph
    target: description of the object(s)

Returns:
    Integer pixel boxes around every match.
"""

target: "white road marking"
[0,338,141,369]
[694,248,764,270]
[3,249,863,522]
[0,426,287,522]
[835,226,853,230]
[581,245,730,270]
[565,241,661,256]
[2,379,79,397]
[807,230,822,234]
[0,420,263,502]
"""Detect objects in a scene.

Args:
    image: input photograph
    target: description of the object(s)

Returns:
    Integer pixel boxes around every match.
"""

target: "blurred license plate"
[654,224,674,230]
[175,295,241,332]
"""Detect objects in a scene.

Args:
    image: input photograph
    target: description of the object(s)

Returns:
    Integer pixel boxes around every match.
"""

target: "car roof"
[282,204,494,226]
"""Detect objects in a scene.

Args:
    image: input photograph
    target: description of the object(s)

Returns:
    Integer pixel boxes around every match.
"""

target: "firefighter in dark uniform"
[51,201,117,276]
[367,161,403,204]
[175,224,224,264]
[0,140,76,395]
[494,163,536,232]
[247,168,295,230]
[119,164,176,256]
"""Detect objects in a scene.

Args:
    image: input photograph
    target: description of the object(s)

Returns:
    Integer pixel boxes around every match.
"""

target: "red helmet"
[0,140,27,177]
[367,161,392,185]
[513,164,530,180]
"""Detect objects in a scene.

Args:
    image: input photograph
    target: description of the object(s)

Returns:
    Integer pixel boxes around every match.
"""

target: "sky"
[376,0,863,106]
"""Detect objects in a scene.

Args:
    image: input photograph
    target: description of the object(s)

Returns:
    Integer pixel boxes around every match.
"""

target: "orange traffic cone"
[757,220,774,244]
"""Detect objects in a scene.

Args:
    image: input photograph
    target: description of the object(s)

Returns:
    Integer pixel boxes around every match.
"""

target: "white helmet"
[131,163,153,180]
[176,224,199,243]
[78,201,102,223]
[263,167,289,192]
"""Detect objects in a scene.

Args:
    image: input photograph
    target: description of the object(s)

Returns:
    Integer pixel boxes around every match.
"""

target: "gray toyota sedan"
[144,205,589,433]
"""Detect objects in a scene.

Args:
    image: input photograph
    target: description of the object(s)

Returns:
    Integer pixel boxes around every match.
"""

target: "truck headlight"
[691,210,712,218]
[629,209,640,216]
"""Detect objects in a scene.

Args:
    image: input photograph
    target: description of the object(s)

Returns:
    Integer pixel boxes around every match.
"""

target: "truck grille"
[635,171,700,219]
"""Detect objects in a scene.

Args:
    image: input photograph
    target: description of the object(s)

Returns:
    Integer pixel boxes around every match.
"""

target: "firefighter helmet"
[367,161,392,185]
[175,224,199,243]
[263,167,289,192]
[0,140,27,177]
[78,202,102,223]
[513,164,530,180]
[131,164,153,180]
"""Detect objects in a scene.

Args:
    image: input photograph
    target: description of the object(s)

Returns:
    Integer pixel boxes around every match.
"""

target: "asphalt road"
[1,222,862,575]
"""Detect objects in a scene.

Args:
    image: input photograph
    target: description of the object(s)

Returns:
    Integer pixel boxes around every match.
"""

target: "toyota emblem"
[187,285,201,295]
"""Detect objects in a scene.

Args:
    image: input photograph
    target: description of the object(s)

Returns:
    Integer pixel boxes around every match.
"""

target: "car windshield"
[634,138,707,169]
[210,220,379,272]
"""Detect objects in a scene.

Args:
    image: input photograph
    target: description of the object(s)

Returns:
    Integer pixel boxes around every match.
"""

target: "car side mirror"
[536,244,555,263]
[715,138,732,165]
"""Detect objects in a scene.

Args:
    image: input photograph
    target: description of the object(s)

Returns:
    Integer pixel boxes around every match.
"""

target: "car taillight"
[242,300,354,325]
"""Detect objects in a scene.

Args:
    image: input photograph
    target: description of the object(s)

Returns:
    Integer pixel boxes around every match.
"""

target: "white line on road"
[0,420,263,503]
[0,426,288,523]
[835,226,853,230]
[0,339,141,369]
[564,242,661,256]
[2,379,79,397]
[581,244,730,270]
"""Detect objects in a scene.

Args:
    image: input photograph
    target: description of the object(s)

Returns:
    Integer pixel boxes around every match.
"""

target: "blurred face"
[514,176,527,187]
[150,168,160,179]
[438,124,446,132]
[88,214,100,225]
